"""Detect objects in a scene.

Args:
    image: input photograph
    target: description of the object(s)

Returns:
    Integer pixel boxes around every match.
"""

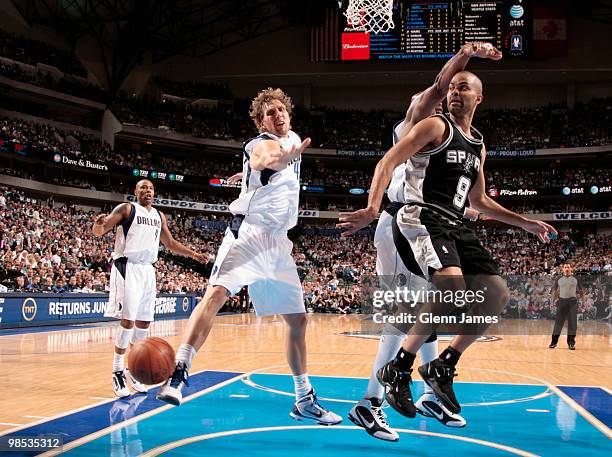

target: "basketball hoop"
[343,0,394,35]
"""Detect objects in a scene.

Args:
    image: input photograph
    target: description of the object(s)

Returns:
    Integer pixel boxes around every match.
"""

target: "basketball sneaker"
[348,398,399,442]
[112,370,130,398]
[156,362,189,406]
[418,359,460,413]
[415,393,466,428]
[376,362,417,418]
[289,390,342,425]
[125,368,148,394]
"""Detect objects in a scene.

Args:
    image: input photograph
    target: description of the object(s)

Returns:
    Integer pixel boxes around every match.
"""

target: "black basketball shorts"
[391,204,499,278]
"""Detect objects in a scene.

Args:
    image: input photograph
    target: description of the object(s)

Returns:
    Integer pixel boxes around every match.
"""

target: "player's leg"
[421,273,508,413]
[156,284,230,405]
[349,213,403,440]
[281,311,341,425]
[157,228,249,405]
[550,299,566,348]
[112,319,134,398]
[125,264,156,393]
[377,207,463,418]
[419,230,507,414]
[414,334,467,428]
[379,266,465,417]
[107,258,140,398]
[567,298,578,349]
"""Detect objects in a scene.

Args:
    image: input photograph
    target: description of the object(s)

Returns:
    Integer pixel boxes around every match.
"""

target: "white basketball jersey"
[229,131,301,230]
[113,202,162,264]
[387,119,408,203]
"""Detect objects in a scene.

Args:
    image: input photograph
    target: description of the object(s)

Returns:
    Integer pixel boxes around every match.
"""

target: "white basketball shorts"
[106,258,157,321]
[209,220,305,316]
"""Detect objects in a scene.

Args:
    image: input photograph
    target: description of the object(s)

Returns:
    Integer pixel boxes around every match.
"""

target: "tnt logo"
[22,298,37,321]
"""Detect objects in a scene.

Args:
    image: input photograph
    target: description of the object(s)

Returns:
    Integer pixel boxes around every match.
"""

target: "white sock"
[293,373,312,399]
[113,353,125,372]
[176,344,197,370]
[365,331,404,400]
[418,340,438,394]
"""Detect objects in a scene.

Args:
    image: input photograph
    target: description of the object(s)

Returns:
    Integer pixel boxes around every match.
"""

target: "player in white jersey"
[343,42,502,441]
[157,88,342,425]
[92,179,207,398]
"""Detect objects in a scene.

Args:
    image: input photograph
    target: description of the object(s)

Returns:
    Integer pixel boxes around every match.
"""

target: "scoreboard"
[341,1,529,60]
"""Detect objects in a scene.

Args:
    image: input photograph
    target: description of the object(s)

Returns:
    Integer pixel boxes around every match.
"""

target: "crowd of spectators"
[2,185,610,319]
[486,167,611,190]
[109,96,612,152]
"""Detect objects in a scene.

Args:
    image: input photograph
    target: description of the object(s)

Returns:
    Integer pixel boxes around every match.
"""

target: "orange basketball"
[128,337,175,385]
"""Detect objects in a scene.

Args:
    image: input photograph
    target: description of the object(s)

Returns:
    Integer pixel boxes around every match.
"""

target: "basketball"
[128,337,176,385]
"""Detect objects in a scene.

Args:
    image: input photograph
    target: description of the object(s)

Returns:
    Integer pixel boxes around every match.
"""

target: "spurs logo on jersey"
[113,202,162,264]
[229,131,302,230]
[403,113,483,219]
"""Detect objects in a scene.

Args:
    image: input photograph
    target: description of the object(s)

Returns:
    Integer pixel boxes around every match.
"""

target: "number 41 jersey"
[403,113,483,220]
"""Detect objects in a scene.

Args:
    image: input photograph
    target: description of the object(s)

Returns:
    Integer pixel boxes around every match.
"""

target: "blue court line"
[1,370,241,457]
[558,386,612,428]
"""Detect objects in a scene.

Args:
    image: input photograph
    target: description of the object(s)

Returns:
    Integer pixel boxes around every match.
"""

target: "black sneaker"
[549,342,557,349]
[568,342,576,350]
[156,362,189,406]
[376,362,417,418]
[418,359,460,414]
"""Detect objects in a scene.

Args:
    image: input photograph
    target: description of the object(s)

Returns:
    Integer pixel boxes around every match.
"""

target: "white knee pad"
[115,326,134,350]
[132,327,149,344]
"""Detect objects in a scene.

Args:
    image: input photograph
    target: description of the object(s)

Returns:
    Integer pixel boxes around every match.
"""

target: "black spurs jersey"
[403,113,483,219]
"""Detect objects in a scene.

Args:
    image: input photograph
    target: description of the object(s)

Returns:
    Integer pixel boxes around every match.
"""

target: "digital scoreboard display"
[341,1,529,60]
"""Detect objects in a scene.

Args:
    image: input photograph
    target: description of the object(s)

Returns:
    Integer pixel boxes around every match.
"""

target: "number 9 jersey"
[403,113,482,220]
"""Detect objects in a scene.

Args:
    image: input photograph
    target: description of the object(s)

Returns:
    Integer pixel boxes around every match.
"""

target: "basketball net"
[344,0,394,34]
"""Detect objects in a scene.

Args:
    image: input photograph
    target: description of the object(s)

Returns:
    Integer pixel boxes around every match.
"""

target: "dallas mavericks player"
[157,88,342,426]
[341,71,556,419]
[92,179,206,398]
[344,42,502,441]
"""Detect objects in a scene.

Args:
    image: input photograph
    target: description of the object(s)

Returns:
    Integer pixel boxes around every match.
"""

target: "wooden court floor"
[0,314,610,433]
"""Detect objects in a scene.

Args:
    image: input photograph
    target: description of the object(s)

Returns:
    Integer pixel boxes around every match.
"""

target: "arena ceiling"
[9,0,335,94]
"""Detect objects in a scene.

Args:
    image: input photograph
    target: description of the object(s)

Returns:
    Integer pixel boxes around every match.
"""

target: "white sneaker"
[112,370,130,398]
[290,390,342,425]
[415,392,467,428]
[348,398,399,442]
[156,362,188,406]
[125,368,148,394]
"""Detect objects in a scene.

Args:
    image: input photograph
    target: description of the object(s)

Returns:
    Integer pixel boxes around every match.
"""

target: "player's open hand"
[521,219,557,243]
[467,42,502,60]
[227,172,243,184]
[279,137,311,163]
[337,207,378,237]
[192,252,209,263]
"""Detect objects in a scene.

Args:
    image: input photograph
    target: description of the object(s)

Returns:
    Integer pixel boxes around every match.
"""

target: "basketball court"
[0,314,610,456]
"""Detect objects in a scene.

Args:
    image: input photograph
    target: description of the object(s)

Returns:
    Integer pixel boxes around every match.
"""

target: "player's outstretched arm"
[402,42,502,134]
[468,146,557,243]
[159,212,208,262]
[250,138,311,171]
[337,117,446,236]
[91,203,131,236]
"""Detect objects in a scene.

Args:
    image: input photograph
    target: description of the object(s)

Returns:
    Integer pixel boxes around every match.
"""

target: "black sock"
[439,346,462,367]
[393,347,416,371]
